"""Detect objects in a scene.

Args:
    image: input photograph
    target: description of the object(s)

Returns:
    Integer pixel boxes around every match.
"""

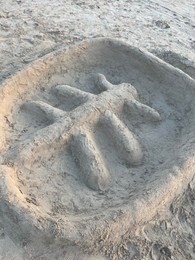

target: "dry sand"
[0,1,195,259]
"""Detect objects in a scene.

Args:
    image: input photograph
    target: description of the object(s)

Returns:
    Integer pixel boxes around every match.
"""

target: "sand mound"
[0,38,195,251]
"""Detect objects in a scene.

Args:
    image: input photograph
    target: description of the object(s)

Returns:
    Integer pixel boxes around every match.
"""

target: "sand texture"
[0,1,195,260]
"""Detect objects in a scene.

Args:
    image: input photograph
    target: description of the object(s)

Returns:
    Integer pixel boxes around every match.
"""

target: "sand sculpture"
[0,38,194,250]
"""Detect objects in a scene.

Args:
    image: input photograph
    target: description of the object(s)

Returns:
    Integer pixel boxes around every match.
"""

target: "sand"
[0,1,195,260]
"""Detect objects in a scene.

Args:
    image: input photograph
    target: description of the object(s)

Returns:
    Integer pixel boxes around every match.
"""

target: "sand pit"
[0,38,195,256]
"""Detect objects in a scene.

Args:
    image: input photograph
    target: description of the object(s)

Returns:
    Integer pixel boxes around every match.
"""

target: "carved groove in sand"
[23,74,161,191]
